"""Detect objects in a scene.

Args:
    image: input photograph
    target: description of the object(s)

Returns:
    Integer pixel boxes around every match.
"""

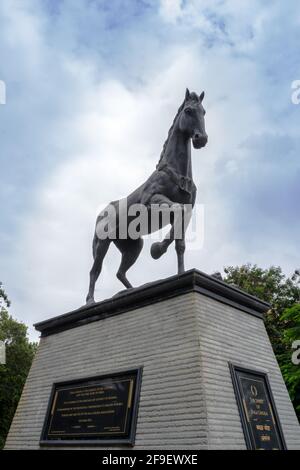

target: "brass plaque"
[41,368,142,445]
[230,364,286,450]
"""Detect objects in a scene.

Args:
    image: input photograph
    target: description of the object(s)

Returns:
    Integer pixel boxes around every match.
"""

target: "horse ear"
[199,91,205,102]
[185,88,190,101]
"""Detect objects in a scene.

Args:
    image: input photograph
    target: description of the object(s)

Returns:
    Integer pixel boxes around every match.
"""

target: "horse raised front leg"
[148,194,192,275]
[148,194,176,260]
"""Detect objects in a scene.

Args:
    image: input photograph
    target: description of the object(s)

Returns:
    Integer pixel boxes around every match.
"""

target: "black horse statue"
[86,88,207,304]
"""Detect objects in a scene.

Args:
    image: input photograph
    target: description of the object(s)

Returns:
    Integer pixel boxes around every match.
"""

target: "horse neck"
[160,121,192,178]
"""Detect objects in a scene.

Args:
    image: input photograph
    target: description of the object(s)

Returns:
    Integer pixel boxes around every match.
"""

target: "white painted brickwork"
[5,291,300,449]
[195,295,300,450]
[5,293,207,450]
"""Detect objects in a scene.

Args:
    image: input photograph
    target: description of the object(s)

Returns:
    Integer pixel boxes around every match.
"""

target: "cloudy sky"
[0,0,299,340]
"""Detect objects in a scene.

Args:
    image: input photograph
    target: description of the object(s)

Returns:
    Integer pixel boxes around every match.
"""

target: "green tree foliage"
[223,264,300,421]
[0,283,10,309]
[0,283,37,449]
[279,304,300,417]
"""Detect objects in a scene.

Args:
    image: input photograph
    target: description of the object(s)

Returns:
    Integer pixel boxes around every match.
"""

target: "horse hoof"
[151,242,166,260]
[86,298,95,306]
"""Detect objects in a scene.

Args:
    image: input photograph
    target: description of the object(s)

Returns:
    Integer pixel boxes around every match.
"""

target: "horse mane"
[157,99,185,166]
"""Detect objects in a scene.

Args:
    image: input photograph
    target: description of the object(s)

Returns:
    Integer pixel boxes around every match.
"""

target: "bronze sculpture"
[86,89,207,304]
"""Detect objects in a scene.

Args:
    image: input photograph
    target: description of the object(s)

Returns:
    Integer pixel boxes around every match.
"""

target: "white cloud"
[159,0,272,50]
[1,0,300,340]
[159,0,183,24]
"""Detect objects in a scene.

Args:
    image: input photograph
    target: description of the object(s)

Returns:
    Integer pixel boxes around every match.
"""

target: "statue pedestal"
[5,270,300,449]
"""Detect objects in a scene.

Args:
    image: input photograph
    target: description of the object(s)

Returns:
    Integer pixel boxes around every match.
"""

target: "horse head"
[178,88,208,149]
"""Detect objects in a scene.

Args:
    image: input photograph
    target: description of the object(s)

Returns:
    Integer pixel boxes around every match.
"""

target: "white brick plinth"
[5,270,300,450]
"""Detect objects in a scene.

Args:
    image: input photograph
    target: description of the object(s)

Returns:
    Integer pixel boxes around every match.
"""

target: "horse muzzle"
[192,133,208,149]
